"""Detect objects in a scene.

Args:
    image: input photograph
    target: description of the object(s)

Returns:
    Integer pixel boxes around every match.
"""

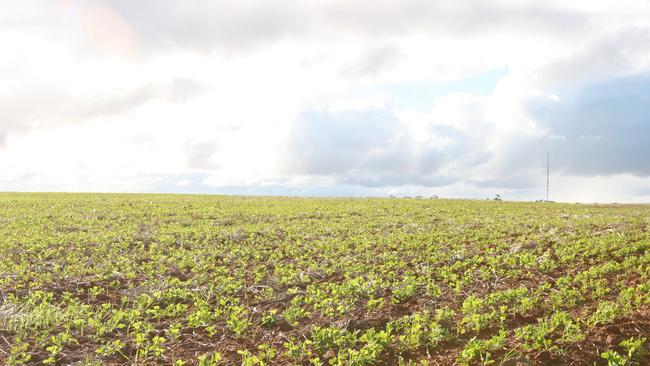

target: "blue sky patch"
[362,67,508,111]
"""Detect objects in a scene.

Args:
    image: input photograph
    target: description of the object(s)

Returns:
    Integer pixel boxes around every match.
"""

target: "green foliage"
[515,311,584,353]
[0,193,649,364]
[457,330,507,366]
[197,352,222,366]
[601,337,647,366]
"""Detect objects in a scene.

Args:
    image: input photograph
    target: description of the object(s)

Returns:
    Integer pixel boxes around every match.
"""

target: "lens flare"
[84,3,137,57]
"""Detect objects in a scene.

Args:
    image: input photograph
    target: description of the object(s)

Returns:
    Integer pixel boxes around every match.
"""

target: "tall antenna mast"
[546,151,549,202]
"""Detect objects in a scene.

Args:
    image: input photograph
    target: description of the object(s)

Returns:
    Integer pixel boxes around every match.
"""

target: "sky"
[1,0,650,202]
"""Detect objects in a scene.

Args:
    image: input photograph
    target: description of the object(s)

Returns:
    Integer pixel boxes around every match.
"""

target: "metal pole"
[546,151,549,202]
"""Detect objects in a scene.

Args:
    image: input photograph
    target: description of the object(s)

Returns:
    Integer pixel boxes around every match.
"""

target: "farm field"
[1,193,649,365]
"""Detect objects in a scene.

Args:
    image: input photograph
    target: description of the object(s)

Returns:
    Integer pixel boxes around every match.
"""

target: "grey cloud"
[4,0,586,56]
[79,86,157,118]
[0,83,155,123]
[0,84,68,146]
[286,107,411,176]
[0,78,206,144]
[95,0,587,52]
[485,135,549,180]
[321,1,586,38]
[300,70,650,190]
[473,72,650,184]
[284,105,492,188]
[540,27,650,87]
[416,125,492,175]
[186,140,220,170]
[100,0,309,52]
[340,45,403,80]
[0,83,155,144]
[528,73,650,176]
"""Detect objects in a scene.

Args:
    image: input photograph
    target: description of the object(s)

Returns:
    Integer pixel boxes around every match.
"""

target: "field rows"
[0,194,649,365]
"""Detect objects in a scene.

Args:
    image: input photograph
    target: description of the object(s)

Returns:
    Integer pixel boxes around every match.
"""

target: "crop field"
[1,194,649,365]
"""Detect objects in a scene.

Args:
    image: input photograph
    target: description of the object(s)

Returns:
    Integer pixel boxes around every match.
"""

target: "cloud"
[0,84,153,146]
[318,0,586,38]
[167,78,207,103]
[539,27,650,87]
[284,94,494,187]
[528,72,650,176]
[94,0,587,53]
[186,140,220,170]
[0,78,207,146]
[284,65,650,191]
[2,0,650,202]
[286,106,409,176]
[79,85,157,118]
[339,45,403,80]
[100,0,308,52]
